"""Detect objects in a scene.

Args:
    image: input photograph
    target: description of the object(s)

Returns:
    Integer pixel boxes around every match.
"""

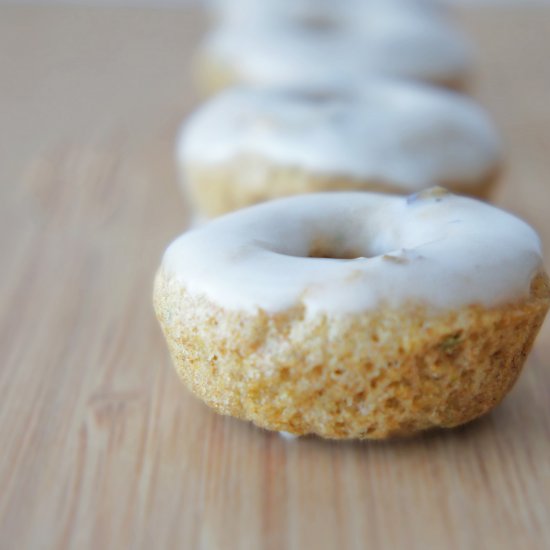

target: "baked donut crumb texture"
[154,269,550,440]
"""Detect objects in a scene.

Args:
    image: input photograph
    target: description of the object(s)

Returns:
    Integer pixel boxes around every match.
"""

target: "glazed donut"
[179,82,500,217]
[154,189,550,440]
[209,0,443,28]
[197,2,471,94]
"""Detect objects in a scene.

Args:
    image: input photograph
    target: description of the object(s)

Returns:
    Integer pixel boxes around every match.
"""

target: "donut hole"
[308,245,363,260]
[280,88,349,104]
[306,236,366,260]
[305,235,395,261]
[273,223,398,261]
[297,14,340,33]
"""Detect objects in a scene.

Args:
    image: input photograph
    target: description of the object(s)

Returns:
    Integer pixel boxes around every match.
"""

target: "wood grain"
[1,5,550,550]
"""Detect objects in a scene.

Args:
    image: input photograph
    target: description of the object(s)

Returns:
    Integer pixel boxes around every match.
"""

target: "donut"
[207,0,449,25]
[209,0,443,29]
[154,189,550,440]
[196,2,471,94]
[212,0,435,20]
[179,82,501,218]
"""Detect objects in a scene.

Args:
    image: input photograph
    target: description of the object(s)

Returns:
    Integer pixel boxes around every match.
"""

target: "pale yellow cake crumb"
[184,156,500,217]
[154,269,549,440]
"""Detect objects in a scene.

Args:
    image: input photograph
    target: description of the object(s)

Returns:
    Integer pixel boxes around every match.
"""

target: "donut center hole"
[298,15,339,32]
[304,234,393,261]
[281,89,349,104]
[308,242,364,260]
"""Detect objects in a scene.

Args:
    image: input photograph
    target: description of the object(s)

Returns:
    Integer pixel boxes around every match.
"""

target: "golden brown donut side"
[193,54,239,98]
[183,157,500,217]
[154,270,550,440]
[194,54,469,98]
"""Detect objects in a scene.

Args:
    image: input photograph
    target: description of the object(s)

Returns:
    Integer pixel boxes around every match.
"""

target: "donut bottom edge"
[154,270,549,440]
[183,158,500,218]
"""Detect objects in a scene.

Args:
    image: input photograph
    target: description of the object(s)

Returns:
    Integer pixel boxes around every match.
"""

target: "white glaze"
[180,82,500,191]
[161,190,543,315]
[210,0,444,28]
[201,1,471,87]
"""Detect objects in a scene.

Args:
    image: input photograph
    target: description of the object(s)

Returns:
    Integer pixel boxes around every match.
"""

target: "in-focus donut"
[154,189,550,439]
[179,82,501,218]
[197,1,471,94]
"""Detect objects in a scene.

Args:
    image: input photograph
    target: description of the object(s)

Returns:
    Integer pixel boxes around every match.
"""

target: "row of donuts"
[151,1,550,439]
[177,0,502,220]
[154,0,550,439]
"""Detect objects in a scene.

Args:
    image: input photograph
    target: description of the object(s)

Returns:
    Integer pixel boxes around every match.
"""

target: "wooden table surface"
[1,5,550,550]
